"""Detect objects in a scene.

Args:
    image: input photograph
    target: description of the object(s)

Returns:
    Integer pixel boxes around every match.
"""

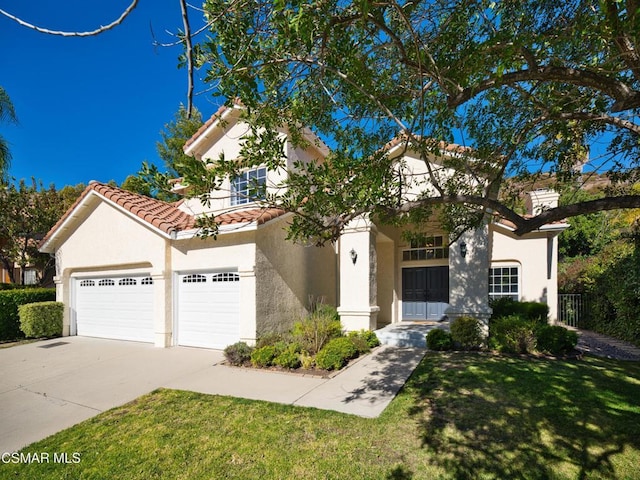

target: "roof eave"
[39,190,176,254]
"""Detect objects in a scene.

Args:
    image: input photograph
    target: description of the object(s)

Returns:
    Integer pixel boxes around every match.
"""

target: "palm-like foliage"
[0,86,18,182]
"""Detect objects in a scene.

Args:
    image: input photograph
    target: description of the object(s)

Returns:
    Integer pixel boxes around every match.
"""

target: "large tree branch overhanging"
[447,66,640,112]
[383,194,640,236]
[0,1,139,37]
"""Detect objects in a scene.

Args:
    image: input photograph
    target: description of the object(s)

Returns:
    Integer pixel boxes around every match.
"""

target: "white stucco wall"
[255,219,337,336]
[489,224,560,320]
[52,198,171,346]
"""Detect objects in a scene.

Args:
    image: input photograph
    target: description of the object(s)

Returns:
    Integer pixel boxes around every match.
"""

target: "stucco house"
[39,103,568,349]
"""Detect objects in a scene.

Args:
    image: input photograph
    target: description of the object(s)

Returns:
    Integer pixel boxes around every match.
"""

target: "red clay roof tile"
[40,182,285,249]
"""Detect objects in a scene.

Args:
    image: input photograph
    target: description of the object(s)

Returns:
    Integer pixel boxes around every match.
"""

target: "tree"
[0,86,17,182]
[127,105,203,201]
[0,179,67,284]
[182,0,640,243]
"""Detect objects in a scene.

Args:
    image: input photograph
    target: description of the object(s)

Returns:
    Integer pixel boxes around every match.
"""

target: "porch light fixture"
[460,241,467,259]
[350,248,358,265]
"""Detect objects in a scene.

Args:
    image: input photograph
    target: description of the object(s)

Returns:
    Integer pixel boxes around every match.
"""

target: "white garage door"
[177,272,240,349]
[75,275,154,343]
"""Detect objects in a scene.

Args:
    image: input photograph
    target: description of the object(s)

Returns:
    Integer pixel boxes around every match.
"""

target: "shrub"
[273,344,302,369]
[300,353,315,369]
[489,315,536,354]
[490,298,549,324]
[292,307,342,355]
[224,342,254,366]
[18,301,63,338]
[347,330,380,354]
[535,325,578,355]
[426,328,454,351]
[255,331,288,348]
[315,337,358,370]
[250,345,278,367]
[450,316,484,350]
[0,288,56,341]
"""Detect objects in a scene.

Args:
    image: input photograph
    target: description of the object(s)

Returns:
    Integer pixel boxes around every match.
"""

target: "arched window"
[211,272,240,282]
[182,274,207,283]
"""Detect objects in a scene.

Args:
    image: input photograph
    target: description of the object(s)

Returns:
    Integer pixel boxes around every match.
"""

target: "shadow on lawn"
[405,353,640,480]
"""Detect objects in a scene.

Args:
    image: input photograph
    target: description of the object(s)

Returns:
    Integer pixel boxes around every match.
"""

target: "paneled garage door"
[177,272,240,349]
[75,275,154,343]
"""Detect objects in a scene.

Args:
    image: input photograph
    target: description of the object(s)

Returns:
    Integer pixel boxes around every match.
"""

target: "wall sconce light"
[460,241,467,259]
[350,248,358,265]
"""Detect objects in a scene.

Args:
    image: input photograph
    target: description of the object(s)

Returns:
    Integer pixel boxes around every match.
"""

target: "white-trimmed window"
[402,236,449,261]
[23,269,37,285]
[231,167,267,206]
[489,266,520,301]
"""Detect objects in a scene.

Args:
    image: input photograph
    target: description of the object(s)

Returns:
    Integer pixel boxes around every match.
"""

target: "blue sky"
[1,1,218,188]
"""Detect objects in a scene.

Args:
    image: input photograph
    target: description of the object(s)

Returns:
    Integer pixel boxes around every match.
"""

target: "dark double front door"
[402,266,449,321]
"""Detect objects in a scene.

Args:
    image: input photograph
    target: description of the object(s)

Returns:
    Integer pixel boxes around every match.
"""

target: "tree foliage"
[0,180,82,284]
[179,0,640,242]
[0,86,17,182]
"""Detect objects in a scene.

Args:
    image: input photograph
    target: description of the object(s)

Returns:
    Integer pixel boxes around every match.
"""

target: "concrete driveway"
[0,337,222,453]
[1,336,425,454]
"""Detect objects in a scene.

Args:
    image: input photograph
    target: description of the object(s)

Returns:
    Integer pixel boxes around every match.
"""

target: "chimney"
[525,189,560,216]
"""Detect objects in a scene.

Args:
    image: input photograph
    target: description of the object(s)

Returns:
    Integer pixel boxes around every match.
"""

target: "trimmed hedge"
[490,298,549,324]
[426,328,454,351]
[489,315,537,354]
[535,325,578,355]
[0,288,56,341]
[18,301,63,338]
[450,316,484,350]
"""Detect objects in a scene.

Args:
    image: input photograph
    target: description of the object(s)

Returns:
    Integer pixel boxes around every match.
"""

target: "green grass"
[2,353,639,479]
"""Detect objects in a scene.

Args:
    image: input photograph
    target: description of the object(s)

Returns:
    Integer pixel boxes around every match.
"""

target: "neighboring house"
[39,103,568,349]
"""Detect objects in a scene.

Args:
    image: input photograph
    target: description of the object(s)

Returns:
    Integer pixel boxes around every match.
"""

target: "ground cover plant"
[3,354,638,480]
[224,305,379,372]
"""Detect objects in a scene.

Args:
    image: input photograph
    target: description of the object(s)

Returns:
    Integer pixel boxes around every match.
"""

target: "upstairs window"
[402,236,449,261]
[231,167,267,206]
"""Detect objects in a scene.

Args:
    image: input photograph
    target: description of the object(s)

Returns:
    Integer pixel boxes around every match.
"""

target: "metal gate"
[558,294,587,328]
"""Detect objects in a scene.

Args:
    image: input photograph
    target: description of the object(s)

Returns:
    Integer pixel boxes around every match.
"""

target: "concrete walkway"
[0,337,424,453]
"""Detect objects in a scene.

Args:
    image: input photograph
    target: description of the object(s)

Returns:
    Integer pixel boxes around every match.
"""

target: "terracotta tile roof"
[40,182,287,250]
[215,208,286,226]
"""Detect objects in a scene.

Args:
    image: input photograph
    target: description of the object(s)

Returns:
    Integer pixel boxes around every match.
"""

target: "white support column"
[337,216,380,331]
[447,226,493,329]
[151,271,172,347]
[54,275,70,336]
[239,267,257,345]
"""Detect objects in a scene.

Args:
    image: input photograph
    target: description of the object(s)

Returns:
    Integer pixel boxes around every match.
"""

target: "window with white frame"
[230,167,267,206]
[402,236,449,261]
[23,269,37,285]
[489,266,520,301]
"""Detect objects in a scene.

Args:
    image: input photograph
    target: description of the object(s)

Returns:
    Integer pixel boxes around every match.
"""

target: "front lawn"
[2,353,639,479]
